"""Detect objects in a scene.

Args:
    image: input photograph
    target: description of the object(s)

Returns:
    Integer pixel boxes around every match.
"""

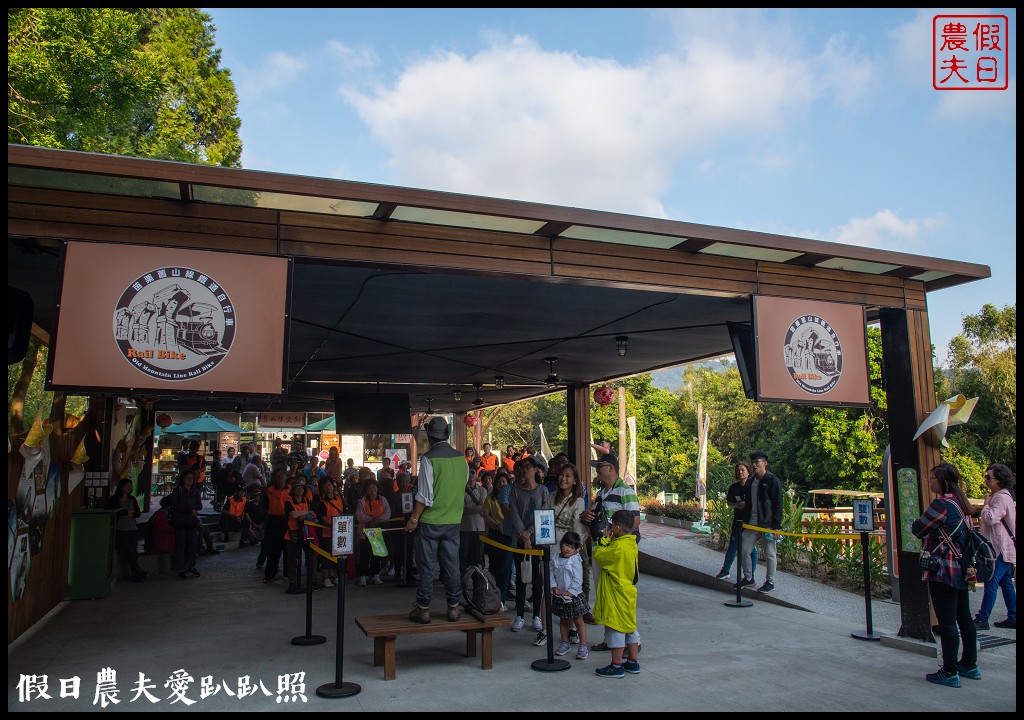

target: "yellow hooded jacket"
[592,533,638,633]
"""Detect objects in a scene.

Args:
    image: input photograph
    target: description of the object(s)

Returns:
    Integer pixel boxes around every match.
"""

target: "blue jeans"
[414,522,462,608]
[976,555,1016,623]
[722,526,757,575]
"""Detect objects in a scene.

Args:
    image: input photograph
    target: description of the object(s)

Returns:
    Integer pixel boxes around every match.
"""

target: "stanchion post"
[292,535,326,646]
[851,531,881,641]
[724,528,752,609]
[317,554,361,698]
[531,545,570,672]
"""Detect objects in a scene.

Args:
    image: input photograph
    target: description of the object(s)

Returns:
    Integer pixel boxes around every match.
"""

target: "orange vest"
[267,485,290,516]
[286,499,309,536]
[503,456,515,472]
[361,496,386,519]
[320,496,344,537]
[480,453,498,472]
[225,497,246,518]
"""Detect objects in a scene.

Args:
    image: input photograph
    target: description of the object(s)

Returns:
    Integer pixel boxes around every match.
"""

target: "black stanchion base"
[315,681,361,698]
[724,599,753,607]
[291,635,327,646]
[851,631,882,641]
[531,658,571,672]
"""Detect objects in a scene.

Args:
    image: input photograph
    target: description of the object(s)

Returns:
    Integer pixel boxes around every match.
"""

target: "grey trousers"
[741,529,777,584]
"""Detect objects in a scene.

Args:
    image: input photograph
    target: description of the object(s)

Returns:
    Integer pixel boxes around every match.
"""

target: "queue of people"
[129,431,1016,689]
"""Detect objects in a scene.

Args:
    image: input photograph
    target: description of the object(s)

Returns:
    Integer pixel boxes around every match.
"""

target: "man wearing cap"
[406,417,469,624]
[581,453,640,540]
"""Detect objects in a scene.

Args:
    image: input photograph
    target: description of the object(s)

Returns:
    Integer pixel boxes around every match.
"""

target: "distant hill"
[651,357,734,393]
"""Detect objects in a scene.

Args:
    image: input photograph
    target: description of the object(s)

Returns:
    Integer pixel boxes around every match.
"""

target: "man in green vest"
[406,417,469,624]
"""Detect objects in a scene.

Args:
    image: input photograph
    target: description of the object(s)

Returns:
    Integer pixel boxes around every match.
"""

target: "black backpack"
[940,499,997,583]
[461,565,502,616]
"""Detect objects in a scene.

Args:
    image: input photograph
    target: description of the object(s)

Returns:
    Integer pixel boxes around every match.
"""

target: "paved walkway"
[7,521,1016,712]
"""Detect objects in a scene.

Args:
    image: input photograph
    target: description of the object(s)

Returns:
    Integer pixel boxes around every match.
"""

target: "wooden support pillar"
[566,385,592,497]
[452,412,467,453]
[880,307,942,643]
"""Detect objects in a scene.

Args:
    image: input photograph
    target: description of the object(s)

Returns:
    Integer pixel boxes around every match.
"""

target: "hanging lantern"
[465,414,479,428]
[593,386,615,406]
[156,413,173,429]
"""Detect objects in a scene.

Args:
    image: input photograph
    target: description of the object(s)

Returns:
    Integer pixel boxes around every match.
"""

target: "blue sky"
[203,8,1016,365]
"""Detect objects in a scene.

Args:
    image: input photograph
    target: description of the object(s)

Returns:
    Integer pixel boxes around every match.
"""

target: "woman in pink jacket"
[974,463,1016,630]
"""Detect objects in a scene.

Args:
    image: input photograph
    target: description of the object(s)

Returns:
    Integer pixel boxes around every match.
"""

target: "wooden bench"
[354,611,512,681]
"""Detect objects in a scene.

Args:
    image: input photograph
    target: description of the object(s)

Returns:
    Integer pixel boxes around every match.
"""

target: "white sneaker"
[511,616,525,632]
[322,578,334,588]
[372,574,383,585]
[532,615,543,632]
[357,576,368,587]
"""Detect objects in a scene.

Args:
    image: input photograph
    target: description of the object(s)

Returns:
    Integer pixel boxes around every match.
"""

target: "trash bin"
[68,509,117,600]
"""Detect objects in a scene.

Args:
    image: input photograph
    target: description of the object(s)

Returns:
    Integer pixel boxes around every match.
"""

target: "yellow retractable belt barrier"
[741,522,884,541]
[479,534,544,556]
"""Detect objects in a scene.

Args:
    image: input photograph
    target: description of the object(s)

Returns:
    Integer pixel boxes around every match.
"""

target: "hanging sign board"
[753,296,870,407]
[47,241,290,398]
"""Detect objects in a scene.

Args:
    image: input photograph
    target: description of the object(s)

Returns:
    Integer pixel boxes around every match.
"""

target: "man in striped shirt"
[582,453,640,541]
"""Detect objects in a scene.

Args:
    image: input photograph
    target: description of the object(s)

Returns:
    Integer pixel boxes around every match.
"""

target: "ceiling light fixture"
[616,335,629,357]
[472,383,484,406]
[453,389,462,401]
[544,357,559,387]
[494,375,505,390]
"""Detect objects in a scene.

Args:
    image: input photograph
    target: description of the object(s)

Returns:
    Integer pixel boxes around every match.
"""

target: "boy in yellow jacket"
[593,509,640,678]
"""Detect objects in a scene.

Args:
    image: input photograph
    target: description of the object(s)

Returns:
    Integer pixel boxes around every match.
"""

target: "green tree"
[8,7,243,429]
[8,7,241,165]
[942,303,1016,469]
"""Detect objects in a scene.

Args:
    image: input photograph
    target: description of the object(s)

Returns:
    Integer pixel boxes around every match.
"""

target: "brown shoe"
[447,603,463,622]
[409,604,431,624]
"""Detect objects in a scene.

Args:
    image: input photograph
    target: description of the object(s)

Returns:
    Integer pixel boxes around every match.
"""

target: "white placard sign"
[533,509,556,546]
[401,492,414,514]
[331,515,355,556]
[852,499,874,532]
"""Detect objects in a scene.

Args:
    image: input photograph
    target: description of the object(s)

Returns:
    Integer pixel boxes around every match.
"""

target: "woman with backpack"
[911,463,979,688]
[974,463,1016,630]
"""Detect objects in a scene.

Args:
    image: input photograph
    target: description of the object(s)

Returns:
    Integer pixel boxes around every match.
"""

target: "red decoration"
[156,413,173,429]
[593,386,615,406]
[465,414,479,427]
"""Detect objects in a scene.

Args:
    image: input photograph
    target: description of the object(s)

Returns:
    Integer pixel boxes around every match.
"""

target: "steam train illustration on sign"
[114,283,227,356]
[784,324,839,377]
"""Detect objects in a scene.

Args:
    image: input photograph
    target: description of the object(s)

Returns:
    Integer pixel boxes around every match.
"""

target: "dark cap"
[590,452,619,472]
[425,416,450,439]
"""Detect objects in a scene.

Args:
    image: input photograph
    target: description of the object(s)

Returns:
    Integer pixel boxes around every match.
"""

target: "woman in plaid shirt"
[911,463,979,688]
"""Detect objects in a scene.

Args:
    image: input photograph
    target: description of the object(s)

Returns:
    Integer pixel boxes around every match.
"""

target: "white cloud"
[828,209,945,252]
[341,30,818,215]
[236,50,307,100]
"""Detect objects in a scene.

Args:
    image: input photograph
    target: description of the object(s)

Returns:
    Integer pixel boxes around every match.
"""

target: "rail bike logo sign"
[113,266,236,381]
[48,242,290,397]
[753,296,870,407]
[783,314,842,395]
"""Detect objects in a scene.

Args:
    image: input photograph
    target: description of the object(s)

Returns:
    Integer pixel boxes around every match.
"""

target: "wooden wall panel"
[8,426,88,644]
[9,186,934,310]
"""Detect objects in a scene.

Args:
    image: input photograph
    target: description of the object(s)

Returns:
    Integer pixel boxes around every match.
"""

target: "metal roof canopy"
[7,145,990,414]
